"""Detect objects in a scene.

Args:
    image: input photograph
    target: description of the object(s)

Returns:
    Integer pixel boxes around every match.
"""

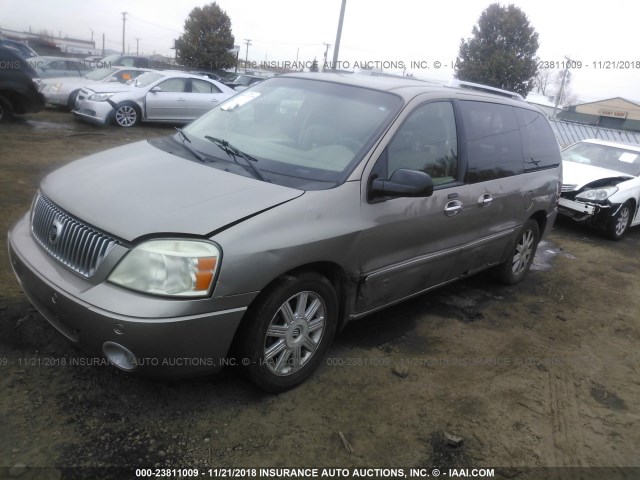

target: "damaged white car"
[559,139,640,239]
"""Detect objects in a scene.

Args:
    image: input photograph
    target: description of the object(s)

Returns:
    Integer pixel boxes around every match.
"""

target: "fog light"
[102,341,137,371]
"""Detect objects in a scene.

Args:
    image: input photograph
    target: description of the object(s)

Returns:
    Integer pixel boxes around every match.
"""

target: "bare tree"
[533,68,553,95]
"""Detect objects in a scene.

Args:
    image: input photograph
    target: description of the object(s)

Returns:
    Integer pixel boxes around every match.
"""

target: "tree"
[176,2,235,70]
[455,4,539,97]
[533,68,553,96]
[310,58,319,72]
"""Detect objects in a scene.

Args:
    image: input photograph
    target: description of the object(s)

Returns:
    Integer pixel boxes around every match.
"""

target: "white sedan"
[72,71,236,127]
[559,139,640,239]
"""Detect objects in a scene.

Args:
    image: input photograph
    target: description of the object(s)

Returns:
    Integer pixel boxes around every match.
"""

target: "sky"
[1,0,639,103]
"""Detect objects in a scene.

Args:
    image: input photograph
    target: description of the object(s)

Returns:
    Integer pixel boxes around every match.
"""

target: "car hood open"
[40,140,304,242]
[562,160,634,189]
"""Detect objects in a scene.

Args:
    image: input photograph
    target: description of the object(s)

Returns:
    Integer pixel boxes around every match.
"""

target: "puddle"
[530,240,576,271]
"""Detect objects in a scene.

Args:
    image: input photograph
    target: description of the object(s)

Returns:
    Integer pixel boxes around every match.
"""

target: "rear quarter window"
[459,100,523,183]
[515,108,561,171]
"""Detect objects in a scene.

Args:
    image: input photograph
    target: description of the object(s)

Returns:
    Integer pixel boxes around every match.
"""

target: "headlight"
[576,186,618,202]
[88,93,115,102]
[108,239,221,298]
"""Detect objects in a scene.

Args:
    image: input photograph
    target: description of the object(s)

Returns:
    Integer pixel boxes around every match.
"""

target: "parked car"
[559,139,640,239]
[223,73,264,91]
[40,66,151,109]
[0,38,38,59]
[72,71,235,127]
[27,56,91,78]
[0,46,45,121]
[8,74,561,391]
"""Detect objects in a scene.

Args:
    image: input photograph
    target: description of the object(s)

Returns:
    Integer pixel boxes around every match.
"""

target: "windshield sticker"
[221,91,261,111]
[619,152,638,163]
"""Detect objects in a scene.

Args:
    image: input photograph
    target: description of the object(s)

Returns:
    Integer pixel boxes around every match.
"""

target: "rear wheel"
[606,201,633,240]
[0,95,14,122]
[492,219,540,285]
[239,272,338,392]
[113,102,140,127]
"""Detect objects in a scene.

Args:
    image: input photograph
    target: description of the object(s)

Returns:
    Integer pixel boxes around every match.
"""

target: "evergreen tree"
[176,2,235,70]
[455,4,539,96]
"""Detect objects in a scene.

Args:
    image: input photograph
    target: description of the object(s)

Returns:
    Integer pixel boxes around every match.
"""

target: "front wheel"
[492,219,540,285]
[113,102,140,127]
[239,272,338,392]
[606,201,633,240]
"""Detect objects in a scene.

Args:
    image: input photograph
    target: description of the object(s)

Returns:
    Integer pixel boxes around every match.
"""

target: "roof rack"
[448,80,524,101]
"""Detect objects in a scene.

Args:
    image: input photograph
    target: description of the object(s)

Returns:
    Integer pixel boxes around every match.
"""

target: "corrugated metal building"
[558,97,640,132]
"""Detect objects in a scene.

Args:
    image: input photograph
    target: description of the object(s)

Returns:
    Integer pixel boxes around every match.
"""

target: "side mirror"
[369,169,434,200]
[150,86,162,93]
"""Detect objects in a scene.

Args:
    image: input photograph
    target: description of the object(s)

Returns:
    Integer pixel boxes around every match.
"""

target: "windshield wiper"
[204,135,269,182]
[174,128,206,162]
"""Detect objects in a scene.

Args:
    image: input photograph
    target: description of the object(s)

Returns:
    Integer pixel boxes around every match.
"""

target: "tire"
[492,219,540,285]
[606,201,633,240]
[239,272,338,392]
[113,102,140,127]
[67,90,80,110]
[0,95,14,122]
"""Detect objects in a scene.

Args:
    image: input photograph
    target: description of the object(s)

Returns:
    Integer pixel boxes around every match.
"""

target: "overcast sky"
[1,0,639,103]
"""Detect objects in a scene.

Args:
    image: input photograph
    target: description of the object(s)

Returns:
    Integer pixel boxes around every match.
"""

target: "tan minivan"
[9,74,562,391]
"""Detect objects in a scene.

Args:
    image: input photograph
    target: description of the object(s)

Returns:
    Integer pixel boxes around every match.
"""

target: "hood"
[562,160,634,189]
[40,140,304,242]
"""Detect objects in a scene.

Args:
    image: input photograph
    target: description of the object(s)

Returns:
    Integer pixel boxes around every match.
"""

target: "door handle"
[177,98,186,102]
[444,200,463,216]
[478,193,493,207]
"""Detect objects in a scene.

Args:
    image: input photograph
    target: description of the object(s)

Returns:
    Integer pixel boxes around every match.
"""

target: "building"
[558,97,640,132]
[0,27,98,57]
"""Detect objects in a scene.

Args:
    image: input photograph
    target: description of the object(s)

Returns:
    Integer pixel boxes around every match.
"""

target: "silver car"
[72,70,235,127]
[9,74,561,391]
[40,66,151,109]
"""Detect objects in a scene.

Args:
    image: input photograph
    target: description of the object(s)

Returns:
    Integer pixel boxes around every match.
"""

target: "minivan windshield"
[183,76,403,187]
[562,142,640,177]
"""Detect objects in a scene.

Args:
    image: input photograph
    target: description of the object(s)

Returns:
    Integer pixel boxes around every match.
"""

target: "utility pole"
[332,0,347,71]
[89,29,94,42]
[121,11,127,55]
[136,37,140,56]
[323,42,331,71]
[102,33,105,56]
[552,56,571,119]
[244,38,252,73]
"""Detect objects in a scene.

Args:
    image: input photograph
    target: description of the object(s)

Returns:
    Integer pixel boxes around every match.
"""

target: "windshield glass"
[183,76,403,187]
[85,67,117,81]
[134,72,164,88]
[562,142,640,176]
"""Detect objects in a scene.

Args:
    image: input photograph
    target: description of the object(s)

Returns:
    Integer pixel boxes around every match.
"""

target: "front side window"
[384,101,458,185]
[460,101,523,183]
[157,78,187,93]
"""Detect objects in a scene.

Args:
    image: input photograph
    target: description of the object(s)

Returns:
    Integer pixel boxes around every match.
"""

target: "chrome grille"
[31,194,118,277]
[561,184,577,192]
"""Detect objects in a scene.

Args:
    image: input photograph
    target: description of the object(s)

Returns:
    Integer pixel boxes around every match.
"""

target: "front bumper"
[72,98,113,125]
[8,214,247,377]
[558,196,612,228]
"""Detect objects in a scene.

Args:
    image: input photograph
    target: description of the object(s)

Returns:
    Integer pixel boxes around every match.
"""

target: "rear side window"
[460,101,523,183]
[516,108,561,171]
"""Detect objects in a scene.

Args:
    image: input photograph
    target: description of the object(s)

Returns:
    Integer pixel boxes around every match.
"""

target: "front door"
[145,77,189,121]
